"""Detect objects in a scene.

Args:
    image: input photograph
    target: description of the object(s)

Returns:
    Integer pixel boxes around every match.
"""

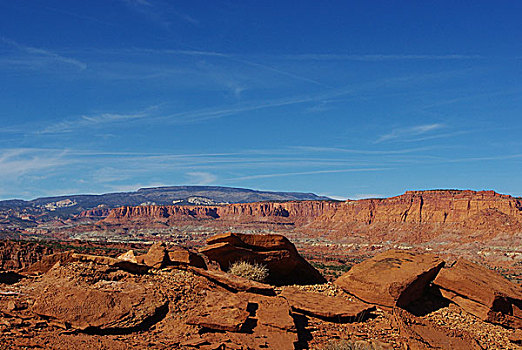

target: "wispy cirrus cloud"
[186,172,217,185]
[292,145,438,155]
[36,105,161,134]
[375,123,445,143]
[0,148,70,177]
[121,0,199,27]
[227,167,391,181]
[0,37,87,70]
[281,54,483,61]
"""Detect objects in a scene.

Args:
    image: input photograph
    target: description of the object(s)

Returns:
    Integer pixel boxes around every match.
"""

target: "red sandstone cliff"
[0,241,55,271]
[100,190,522,242]
[102,200,339,226]
[77,207,111,219]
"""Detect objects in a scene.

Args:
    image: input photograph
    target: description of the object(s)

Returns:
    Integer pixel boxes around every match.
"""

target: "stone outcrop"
[117,250,138,263]
[22,251,149,275]
[136,242,170,269]
[0,233,519,350]
[32,282,168,332]
[433,259,522,329]
[168,248,206,269]
[199,232,326,285]
[280,287,375,321]
[187,266,275,295]
[0,241,55,271]
[186,289,250,332]
[99,190,522,243]
[76,207,110,219]
[392,308,483,349]
[335,250,444,308]
[102,200,337,226]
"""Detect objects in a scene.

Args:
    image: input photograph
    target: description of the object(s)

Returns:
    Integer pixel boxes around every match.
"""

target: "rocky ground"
[0,233,521,349]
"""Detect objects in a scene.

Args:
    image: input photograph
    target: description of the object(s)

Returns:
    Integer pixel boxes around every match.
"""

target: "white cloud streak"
[0,38,87,70]
[0,148,70,177]
[227,168,391,181]
[375,123,445,143]
[281,54,483,61]
[186,172,217,185]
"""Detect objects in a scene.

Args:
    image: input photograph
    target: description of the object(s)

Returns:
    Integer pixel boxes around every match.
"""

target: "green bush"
[228,260,269,282]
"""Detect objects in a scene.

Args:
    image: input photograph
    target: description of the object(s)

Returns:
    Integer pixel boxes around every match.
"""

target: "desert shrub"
[321,339,389,350]
[228,260,269,282]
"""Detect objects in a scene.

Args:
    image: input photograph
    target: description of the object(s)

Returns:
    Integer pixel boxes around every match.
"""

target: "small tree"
[228,260,269,283]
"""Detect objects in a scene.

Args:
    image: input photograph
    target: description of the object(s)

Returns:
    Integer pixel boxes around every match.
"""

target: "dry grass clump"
[228,260,269,282]
[321,339,390,350]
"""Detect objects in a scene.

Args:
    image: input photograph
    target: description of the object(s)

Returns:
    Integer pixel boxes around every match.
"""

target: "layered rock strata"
[100,190,522,242]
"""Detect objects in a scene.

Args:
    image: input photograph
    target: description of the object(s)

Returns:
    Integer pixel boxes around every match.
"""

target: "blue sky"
[0,0,521,200]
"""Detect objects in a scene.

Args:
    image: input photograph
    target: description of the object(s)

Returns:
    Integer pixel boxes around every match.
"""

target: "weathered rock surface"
[281,286,375,321]
[187,266,275,295]
[335,250,444,308]
[23,251,149,275]
[200,232,326,285]
[137,242,170,269]
[392,308,483,349]
[186,289,250,332]
[0,240,519,350]
[0,240,54,271]
[246,293,295,331]
[168,248,206,269]
[117,250,138,263]
[22,251,76,275]
[433,259,522,329]
[32,282,168,332]
[509,329,522,344]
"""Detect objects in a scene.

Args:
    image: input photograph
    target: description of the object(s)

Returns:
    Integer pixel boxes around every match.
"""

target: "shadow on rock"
[292,313,312,350]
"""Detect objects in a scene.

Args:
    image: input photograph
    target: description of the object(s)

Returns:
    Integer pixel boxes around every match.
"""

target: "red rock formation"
[280,287,375,321]
[99,190,522,243]
[137,242,170,269]
[168,248,206,269]
[433,259,522,329]
[200,232,326,285]
[335,250,444,308]
[76,207,110,219]
[0,241,55,271]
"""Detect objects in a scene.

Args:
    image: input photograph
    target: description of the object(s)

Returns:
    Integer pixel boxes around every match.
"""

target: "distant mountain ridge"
[0,186,332,219]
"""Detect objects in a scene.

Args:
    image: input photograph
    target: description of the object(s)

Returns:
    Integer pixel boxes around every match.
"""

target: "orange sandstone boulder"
[168,248,206,269]
[117,250,138,263]
[200,232,326,285]
[280,287,375,321]
[433,259,522,329]
[335,250,444,308]
[137,242,170,269]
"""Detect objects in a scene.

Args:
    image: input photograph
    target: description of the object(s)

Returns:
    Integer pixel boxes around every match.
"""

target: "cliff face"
[324,190,522,225]
[100,190,522,242]
[0,241,55,271]
[103,201,339,225]
[77,207,111,219]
